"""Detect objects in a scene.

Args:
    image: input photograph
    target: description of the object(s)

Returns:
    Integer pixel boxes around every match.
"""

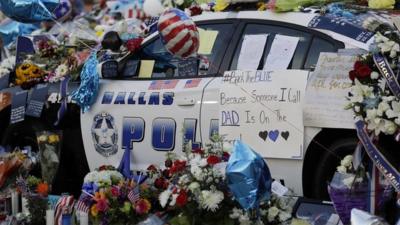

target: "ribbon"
[118,147,132,179]
[355,120,400,192]
[373,53,400,99]
[71,52,100,113]
[54,76,70,126]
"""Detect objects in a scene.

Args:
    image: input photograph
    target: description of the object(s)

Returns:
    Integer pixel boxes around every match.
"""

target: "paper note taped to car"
[304,53,357,129]
[219,70,308,159]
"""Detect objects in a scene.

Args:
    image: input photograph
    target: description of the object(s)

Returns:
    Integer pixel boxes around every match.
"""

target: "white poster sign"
[263,35,299,70]
[237,34,268,70]
[219,70,308,159]
[304,53,357,129]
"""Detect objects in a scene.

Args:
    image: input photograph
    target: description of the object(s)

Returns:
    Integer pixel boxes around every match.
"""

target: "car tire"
[309,137,358,200]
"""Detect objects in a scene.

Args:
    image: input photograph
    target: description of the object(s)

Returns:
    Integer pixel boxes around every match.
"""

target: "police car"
[1,11,372,199]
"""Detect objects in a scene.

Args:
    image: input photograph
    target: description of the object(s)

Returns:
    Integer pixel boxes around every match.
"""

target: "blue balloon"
[0,19,39,46]
[0,0,60,23]
[226,140,272,211]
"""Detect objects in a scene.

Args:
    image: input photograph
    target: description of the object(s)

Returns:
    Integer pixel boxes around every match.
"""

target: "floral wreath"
[346,17,400,140]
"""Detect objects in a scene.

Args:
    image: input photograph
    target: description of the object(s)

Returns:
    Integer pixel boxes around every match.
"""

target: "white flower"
[340,155,353,168]
[377,102,390,116]
[349,79,374,103]
[386,100,400,125]
[174,0,184,5]
[370,71,380,80]
[278,211,292,222]
[267,206,280,222]
[383,120,397,134]
[159,189,172,208]
[378,79,387,91]
[179,174,190,185]
[336,165,347,174]
[55,64,69,77]
[188,182,200,192]
[170,193,178,206]
[200,190,224,212]
[191,165,205,181]
[230,208,242,219]
[238,214,251,225]
[354,106,361,112]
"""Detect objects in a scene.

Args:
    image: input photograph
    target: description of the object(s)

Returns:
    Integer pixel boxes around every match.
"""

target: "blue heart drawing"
[269,130,279,142]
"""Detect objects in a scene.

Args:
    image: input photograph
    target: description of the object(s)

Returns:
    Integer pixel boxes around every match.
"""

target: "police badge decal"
[91,112,118,157]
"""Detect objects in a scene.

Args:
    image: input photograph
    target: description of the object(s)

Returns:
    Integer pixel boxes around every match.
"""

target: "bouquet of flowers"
[37,131,62,185]
[328,154,368,225]
[345,18,400,138]
[79,166,155,225]
[148,137,236,225]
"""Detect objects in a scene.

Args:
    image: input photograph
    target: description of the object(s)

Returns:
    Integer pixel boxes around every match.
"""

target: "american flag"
[148,81,163,90]
[184,79,202,89]
[75,200,90,213]
[126,7,148,21]
[128,187,140,203]
[162,80,179,89]
[158,9,199,58]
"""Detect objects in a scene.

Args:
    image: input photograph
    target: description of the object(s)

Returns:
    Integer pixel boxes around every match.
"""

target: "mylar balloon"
[143,0,165,16]
[0,0,60,23]
[0,19,38,46]
[157,8,199,58]
[226,140,272,211]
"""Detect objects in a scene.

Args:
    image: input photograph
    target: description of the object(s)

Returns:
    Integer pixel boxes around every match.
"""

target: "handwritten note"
[304,53,357,129]
[237,34,268,70]
[264,35,299,70]
[219,70,308,159]
[138,60,155,78]
[198,28,218,55]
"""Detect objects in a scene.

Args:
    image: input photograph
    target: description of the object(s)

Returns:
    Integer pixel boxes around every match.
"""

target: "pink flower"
[111,186,119,197]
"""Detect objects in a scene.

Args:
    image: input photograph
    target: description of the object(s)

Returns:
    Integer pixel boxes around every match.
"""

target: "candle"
[21,196,29,214]
[79,211,89,225]
[46,209,55,225]
[11,190,19,215]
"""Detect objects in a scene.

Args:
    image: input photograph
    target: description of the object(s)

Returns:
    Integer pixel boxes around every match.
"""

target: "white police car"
[1,10,372,199]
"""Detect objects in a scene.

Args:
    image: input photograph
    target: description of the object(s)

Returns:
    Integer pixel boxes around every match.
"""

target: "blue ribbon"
[71,52,99,113]
[355,120,400,192]
[54,76,70,126]
[118,147,132,179]
[373,53,400,99]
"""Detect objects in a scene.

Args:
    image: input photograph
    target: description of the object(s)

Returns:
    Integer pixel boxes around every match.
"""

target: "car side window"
[304,37,338,70]
[131,23,234,79]
[230,23,312,70]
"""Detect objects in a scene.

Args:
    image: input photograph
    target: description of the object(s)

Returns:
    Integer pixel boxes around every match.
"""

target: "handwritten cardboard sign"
[219,70,308,159]
[304,53,357,129]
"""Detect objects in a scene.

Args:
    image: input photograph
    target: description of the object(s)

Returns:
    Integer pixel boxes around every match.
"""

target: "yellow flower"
[214,0,229,11]
[48,135,59,144]
[368,0,395,9]
[91,205,98,217]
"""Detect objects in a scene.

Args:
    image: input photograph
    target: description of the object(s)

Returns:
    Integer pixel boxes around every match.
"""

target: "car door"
[200,19,345,194]
[80,21,236,171]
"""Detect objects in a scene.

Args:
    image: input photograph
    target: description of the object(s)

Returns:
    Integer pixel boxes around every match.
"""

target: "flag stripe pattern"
[128,186,140,203]
[55,196,75,225]
[158,9,199,58]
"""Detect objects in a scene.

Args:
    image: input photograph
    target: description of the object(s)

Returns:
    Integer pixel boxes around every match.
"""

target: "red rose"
[170,160,186,174]
[349,70,357,81]
[354,61,363,70]
[147,164,157,172]
[189,6,202,16]
[126,38,143,53]
[207,155,221,165]
[154,178,168,189]
[176,190,188,207]
[357,65,372,77]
